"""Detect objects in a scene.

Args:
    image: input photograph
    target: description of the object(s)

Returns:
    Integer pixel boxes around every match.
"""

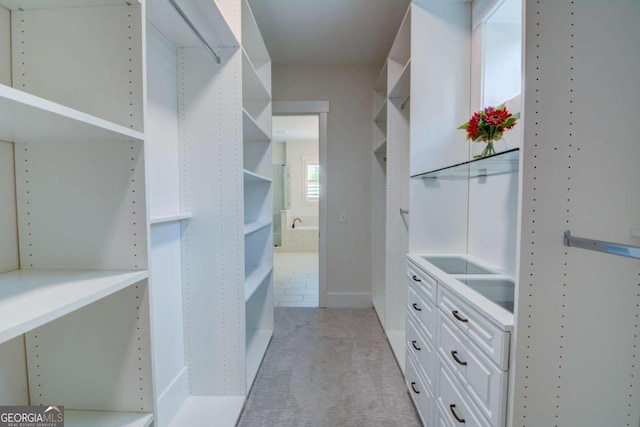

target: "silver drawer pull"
[412,303,422,312]
[449,404,466,423]
[410,382,420,394]
[411,340,421,351]
[451,310,469,323]
[412,274,421,282]
[451,350,467,366]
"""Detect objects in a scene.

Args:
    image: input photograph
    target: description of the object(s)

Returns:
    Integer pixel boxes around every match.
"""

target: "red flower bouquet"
[458,104,519,158]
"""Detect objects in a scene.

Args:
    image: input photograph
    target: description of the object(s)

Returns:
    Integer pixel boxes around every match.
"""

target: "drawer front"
[437,362,492,427]
[406,351,435,427]
[408,284,436,343]
[438,286,510,370]
[407,312,437,391]
[437,311,507,427]
[407,261,437,302]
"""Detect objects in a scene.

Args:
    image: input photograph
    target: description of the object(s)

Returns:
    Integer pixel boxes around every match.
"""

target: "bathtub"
[278,211,319,252]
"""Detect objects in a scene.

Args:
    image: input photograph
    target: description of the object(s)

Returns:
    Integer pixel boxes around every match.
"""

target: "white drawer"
[408,261,437,302]
[408,284,436,343]
[406,351,435,427]
[437,311,507,427]
[436,362,492,427]
[438,285,510,370]
[407,312,437,392]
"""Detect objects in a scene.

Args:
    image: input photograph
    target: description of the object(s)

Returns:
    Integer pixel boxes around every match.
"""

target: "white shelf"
[245,266,272,302]
[374,139,387,154]
[0,84,144,144]
[374,99,388,124]
[388,5,411,61]
[243,109,270,142]
[149,213,192,224]
[246,329,273,391]
[146,0,238,51]
[242,49,270,102]
[65,410,152,427]
[243,169,272,183]
[389,59,411,100]
[0,0,140,9]
[244,220,272,236]
[168,396,245,427]
[0,269,148,344]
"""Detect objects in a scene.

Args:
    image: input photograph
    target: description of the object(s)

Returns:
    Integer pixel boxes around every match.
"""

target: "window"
[304,160,319,203]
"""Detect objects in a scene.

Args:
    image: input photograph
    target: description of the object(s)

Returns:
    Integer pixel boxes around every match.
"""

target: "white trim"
[324,292,373,309]
[273,100,328,307]
[273,100,329,114]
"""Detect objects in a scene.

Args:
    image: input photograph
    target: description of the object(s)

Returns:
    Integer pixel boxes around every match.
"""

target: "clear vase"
[472,138,505,159]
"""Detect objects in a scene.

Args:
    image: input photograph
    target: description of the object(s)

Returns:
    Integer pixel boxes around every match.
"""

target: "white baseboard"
[156,367,189,427]
[323,292,372,308]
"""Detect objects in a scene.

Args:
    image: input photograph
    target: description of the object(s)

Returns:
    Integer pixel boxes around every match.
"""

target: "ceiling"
[248,0,410,65]
[273,115,319,143]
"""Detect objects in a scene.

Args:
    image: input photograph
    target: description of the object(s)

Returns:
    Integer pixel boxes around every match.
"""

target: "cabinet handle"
[451,310,469,323]
[412,275,421,282]
[411,340,421,351]
[449,404,466,423]
[451,350,467,366]
[412,303,422,312]
[410,382,420,394]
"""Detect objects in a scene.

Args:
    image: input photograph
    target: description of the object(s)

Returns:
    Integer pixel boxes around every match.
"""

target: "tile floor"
[274,252,319,307]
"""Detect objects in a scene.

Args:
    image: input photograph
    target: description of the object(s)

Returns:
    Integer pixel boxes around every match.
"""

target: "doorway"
[272,115,319,307]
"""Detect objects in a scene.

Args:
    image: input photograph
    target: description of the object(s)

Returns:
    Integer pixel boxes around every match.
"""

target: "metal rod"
[401,96,410,110]
[563,231,640,260]
[167,0,222,64]
[400,208,409,215]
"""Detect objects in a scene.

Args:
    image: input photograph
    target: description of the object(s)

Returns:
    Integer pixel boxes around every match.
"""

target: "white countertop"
[407,253,515,331]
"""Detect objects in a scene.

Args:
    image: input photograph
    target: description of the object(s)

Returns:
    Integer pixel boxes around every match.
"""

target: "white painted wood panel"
[14,142,147,270]
[11,5,143,131]
[25,282,153,412]
[65,410,152,427]
[146,23,181,217]
[178,48,245,396]
[0,6,9,86]
[409,178,468,254]
[0,336,28,405]
[410,1,470,176]
[513,2,640,425]
[467,171,519,274]
[0,141,17,274]
[149,223,186,396]
[0,0,139,10]
[167,396,244,427]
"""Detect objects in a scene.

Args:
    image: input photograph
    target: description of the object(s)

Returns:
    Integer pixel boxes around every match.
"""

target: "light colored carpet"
[238,308,422,427]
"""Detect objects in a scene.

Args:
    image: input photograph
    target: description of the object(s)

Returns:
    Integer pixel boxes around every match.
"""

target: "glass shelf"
[411,148,519,179]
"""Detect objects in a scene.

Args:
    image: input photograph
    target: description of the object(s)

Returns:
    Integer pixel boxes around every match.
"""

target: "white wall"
[272,64,377,301]
[285,139,318,221]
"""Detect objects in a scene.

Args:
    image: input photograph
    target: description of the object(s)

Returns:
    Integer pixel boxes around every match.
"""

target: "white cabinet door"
[437,311,507,427]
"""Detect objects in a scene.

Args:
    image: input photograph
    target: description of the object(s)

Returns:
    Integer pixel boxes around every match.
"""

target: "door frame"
[273,101,329,307]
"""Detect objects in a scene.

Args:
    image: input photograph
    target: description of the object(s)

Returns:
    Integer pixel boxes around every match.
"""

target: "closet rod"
[167,0,222,64]
[401,96,410,110]
[563,231,640,260]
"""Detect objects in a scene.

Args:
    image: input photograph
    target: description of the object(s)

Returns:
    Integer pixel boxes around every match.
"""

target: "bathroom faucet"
[292,218,302,229]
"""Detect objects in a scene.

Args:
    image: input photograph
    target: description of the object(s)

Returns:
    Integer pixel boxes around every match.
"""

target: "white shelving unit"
[241,0,274,394]
[0,1,152,422]
[1,0,271,425]
[371,4,411,372]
